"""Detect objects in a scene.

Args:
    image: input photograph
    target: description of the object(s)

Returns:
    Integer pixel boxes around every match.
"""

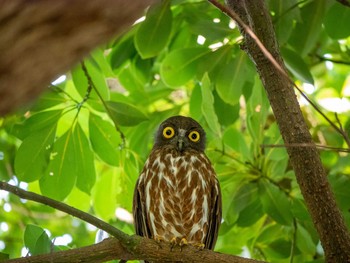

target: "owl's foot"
[170,236,179,251]
[179,238,188,251]
[169,237,188,251]
[154,235,164,249]
[193,242,205,250]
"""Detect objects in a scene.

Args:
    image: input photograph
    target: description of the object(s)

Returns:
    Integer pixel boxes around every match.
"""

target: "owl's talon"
[154,235,164,249]
[193,243,205,250]
[179,238,188,251]
[170,237,178,251]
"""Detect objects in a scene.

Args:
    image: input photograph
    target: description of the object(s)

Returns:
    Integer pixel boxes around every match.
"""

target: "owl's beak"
[177,138,184,152]
[177,129,186,152]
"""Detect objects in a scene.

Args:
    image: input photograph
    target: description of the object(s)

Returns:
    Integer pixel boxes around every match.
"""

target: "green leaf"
[40,129,77,200]
[33,232,52,255]
[201,73,221,136]
[268,0,300,45]
[324,2,350,39]
[72,124,96,194]
[106,101,148,127]
[259,179,293,225]
[135,0,172,58]
[223,126,250,159]
[281,47,314,84]
[24,225,51,256]
[16,110,62,140]
[236,198,264,227]
[31,90,67,112]
[89,113,121,166]
[92,167,121,220]
[160,47,210,87]
[290,0,325,56]
[109,30,137,70]
[296,223,316,255]
[215,53,254,105]
[14,124,56,182]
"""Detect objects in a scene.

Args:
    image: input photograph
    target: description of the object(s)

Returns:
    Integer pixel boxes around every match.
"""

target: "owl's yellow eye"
[188,131,200,142]
[163,126,175,139]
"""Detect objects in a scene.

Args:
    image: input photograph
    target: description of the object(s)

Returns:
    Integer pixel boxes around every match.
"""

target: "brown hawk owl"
[133,116,222,260]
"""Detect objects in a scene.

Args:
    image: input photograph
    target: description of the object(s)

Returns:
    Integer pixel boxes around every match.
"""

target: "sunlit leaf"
[201,73,221,136]
[92,167,121,221]
[72,124,96,194]
[161,47,210,87]
[135,0,172,58]
[40,128,77,200]
[14,124,56,182]
[89,113,121,166]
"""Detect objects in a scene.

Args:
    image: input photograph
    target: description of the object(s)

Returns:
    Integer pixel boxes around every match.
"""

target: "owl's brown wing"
[133,178,152,238]
[204,179,222,250]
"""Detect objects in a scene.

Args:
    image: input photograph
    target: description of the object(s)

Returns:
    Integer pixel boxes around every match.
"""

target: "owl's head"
[153,116,206,153]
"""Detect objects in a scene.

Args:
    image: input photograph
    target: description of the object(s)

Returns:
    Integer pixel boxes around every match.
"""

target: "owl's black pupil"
[191,133,197,139]
[166,129,172,135]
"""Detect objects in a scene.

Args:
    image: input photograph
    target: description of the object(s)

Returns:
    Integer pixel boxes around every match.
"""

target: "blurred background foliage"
[1,0,350,262]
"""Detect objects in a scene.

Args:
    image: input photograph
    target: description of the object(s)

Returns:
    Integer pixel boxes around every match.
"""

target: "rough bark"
[3,237,264,263]
[226,0,350,262]
[0,0,154,116]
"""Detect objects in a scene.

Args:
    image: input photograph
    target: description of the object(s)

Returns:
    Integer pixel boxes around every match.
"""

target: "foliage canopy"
[1,0,350,262]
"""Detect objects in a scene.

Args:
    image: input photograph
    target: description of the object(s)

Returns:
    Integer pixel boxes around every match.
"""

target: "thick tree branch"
[2,237,264,263]
[0,181,264,263]
[0,0,155,116]
[224,0,350,262]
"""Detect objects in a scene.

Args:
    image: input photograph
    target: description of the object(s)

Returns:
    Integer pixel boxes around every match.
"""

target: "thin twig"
[0,181,130,243]
[261,143,350,153]
[316,54,350,66]
[80,62,126,147]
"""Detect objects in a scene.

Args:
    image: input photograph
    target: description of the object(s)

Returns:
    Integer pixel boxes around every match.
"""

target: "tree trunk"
[226,0,350,262]
[0,0,154,116]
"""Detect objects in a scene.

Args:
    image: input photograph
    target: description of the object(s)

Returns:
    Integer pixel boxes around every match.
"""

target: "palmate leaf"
[135,0,172,58]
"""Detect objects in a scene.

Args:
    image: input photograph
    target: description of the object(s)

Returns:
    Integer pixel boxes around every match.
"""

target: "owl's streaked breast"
[138,147,217,244]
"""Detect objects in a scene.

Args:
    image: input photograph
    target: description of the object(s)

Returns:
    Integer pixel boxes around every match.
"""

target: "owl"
[133,116,222,261]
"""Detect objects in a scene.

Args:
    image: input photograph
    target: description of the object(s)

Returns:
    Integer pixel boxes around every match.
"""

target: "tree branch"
[222,0,350,262]
[0,181,264,263]
[0,0,155,116]
[2,237,264,263]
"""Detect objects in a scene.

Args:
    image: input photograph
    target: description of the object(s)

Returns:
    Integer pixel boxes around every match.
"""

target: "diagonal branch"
[0,181,264,263]
[223,0,350,262]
